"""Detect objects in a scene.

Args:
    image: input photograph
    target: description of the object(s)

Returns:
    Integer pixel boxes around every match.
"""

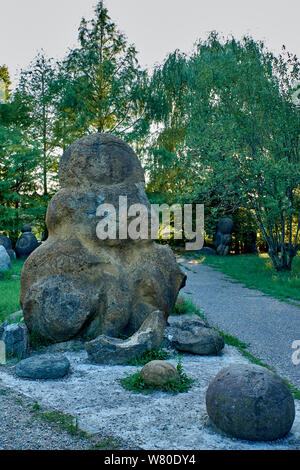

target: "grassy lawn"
[0,259,24,324]
[195,253,300,303]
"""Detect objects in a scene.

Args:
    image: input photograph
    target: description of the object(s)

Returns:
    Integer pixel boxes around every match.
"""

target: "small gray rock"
[164,318,224,355]
[16,354,70,379]
[0,246,11,272]
[1,323,29,359]
[206,364,295,441]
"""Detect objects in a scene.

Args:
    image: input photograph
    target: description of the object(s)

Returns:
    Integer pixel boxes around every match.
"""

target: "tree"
[0,96,42,243]
[184,35,300,270]
[54,0,148,148]
[17,52,58,196]
[0,65,11,101]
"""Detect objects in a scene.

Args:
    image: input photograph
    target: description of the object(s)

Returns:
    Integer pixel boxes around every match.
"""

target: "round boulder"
[206,364,295,441]
[0,234,12,251]
[21,225,32,233]
[15,232,38,258]
[0,246,11,272]
[140,360,179,386]
[217,217,234,234]
[16,354,70,380]
[165,318,224,355]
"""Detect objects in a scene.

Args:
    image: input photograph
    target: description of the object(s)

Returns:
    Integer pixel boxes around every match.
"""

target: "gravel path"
[178,257,300,388]
[0,379,133,450]
[0,348,299,450]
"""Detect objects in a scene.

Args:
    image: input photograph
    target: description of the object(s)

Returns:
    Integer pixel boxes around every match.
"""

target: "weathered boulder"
[16,354,70,379]
[0,246,11,272]
[214,217,234,256]
[0,323,29,359]
[140,360,179,386]
[21,225,32,233]
[206,364,295,441]
[0,234,12,251]
[15,231,39,259]
[85,310,166,364]
[20,134,185,344]
[164,317,224,355]
[197,247,216,256]
[6,249,16,260]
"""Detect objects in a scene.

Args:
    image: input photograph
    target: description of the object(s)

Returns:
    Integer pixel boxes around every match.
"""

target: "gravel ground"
[178,257,300,388]
[0,346,299,450]
[0,378,135,450]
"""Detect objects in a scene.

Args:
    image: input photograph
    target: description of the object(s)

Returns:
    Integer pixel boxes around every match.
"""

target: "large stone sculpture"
[214,217,234,256]
[20,134,186,354]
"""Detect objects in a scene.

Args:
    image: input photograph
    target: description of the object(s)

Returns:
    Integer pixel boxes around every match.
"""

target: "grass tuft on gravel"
[120,357,194,395]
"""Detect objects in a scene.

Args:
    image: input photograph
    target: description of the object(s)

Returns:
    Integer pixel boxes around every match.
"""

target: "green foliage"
[30,401,42,413]
[0,65,11,101]
[172,296,200,315]
[17,52,59,196]
[55,1,148,146]
[0,259,24,324]
[0,100,45,242]
[146,34,300,270]
[34,409,88,438]
[127,348,170,366]
[119,356,193,395]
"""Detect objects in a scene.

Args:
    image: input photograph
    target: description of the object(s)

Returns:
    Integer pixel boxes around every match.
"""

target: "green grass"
[127,348,171,366]
[193,253,300,303]
[172,296,206,320]
[120,357,194,395]
[31,407,88,438]
[0,258,24,324]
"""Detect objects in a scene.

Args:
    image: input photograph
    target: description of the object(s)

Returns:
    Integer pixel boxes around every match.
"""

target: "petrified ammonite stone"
[20,134,185,344]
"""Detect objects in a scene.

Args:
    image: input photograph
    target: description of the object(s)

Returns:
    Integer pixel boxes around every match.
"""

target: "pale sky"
[1,0,299,87]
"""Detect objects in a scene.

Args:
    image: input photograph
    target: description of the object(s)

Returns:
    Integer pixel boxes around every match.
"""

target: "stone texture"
[140,360,179,386]
[15,232,39,259]
[0,323,29,359]
[21,225,32,233]
[6,249,16,260]
[206,364,295,441]
[16,354,70,380]
[0,234,12,251]
[197,247,216,256]
[20,134,185,344]
[214,217,234,256]
[164,317,224,355]
[85,310,166,365]
[0,246,11,272]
